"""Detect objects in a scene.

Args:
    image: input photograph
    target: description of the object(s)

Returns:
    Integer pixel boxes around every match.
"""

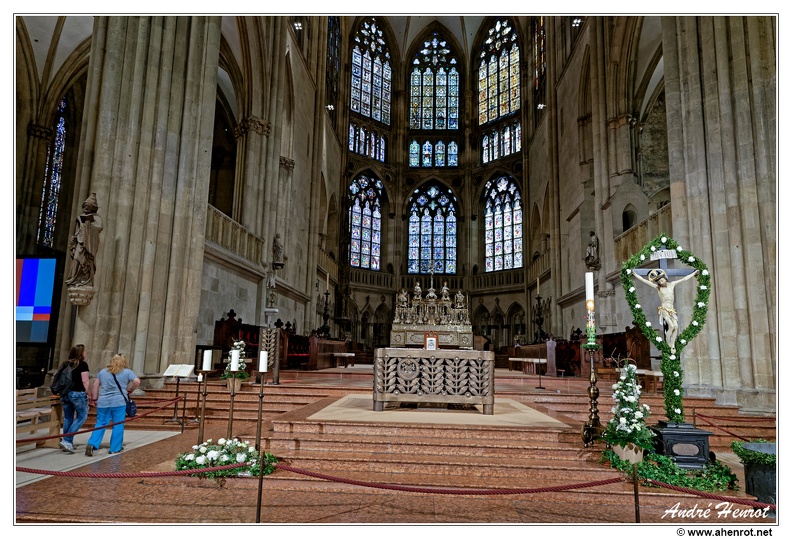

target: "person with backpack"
[84,353,139,456]
[56,344,91,453]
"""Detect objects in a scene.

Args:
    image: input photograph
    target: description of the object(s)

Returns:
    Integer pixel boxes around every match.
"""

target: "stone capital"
[28,123,53,140]
[233,116,271,139]
[279,156,295,170]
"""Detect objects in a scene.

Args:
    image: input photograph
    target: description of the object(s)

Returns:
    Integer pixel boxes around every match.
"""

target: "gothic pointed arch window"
[406,182,458,275]
[409,31,460,131]
[326,16,341,126]
[532,16,547,125]
[37,97,67,247]
[483,175,523,272]
[477,18,521,164]
[348,174,384,271]
[350,17,392,125]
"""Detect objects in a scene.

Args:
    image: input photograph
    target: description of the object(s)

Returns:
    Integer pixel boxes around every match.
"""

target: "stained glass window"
[478,19,520,126]
[483,176,523,273]
[409,32,459,131]
[348,122,386,162]
[351,18,392,125]
[348,175,384,271]
[407,182,458,274]
[37,97,67,247]
[326,16,340,125]
[481,121,521,163]
[408,139,458,168]
[533,16,547,123]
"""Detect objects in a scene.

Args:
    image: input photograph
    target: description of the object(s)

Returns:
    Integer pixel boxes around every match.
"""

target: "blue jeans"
[61,391,88,445]
[86,405,126,453]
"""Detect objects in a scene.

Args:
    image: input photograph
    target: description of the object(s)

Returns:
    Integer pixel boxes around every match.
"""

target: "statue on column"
[585,231,600,269]
[66,193,103,290]
[272,233,285,269]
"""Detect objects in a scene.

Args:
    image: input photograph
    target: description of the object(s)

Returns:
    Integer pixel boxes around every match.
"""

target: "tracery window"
[348,175,384,271]
[478,19,520,126]
[408,139,458,168]
[349,122,387,162]
[406,182,458,275]
[483,176,523,272]
[409,32,459,130]
[350,18,392,125]
[37,97,67,248]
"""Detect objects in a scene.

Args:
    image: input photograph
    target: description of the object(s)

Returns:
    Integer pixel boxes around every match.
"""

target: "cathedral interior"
[14,15,776,415]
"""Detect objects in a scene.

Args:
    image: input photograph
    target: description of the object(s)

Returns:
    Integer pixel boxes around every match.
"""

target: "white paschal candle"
[230,349,240,371]
[259,351,268,372]
[536,277,540,296]
[202,350,212,371]
[585,272,595,310]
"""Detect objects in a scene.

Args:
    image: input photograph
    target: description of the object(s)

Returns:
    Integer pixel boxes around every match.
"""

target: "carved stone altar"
[373,348,495,415]
[390,283,473,349]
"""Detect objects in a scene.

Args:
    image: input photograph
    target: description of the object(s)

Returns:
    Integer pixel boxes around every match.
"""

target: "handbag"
[112,373,137,417]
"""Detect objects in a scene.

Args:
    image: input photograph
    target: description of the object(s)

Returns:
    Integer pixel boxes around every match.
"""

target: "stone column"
[662,16,775,411]
[69,16,221,376]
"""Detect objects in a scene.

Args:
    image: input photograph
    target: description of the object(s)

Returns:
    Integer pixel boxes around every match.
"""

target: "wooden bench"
[16,388,62,448]
[332,352,355,368]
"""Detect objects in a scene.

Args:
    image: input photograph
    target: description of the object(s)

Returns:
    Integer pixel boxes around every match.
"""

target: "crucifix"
[631,250,699,353]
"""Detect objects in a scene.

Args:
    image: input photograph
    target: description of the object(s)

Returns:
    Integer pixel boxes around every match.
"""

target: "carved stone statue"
[441,282,451,302]
[632,268,699,353]
[585,231,600,268]
[413,281,422,301]
[398,289,409,308]
[455,290,465,309]
[272,233,284,269]
[65,193,103,288]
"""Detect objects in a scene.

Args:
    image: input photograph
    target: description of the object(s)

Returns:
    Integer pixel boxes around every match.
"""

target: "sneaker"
[84,444,94,457]
[58,441,75,454]
[109,447,125,454]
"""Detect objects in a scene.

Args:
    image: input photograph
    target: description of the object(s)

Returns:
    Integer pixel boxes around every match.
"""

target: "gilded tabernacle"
[390,281,473,348]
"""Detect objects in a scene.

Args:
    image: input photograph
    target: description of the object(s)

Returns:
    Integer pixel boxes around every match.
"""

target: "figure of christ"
[632,268,699,353]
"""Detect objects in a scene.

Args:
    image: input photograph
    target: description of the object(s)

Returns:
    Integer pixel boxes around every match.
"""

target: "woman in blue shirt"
[84,353,140,456]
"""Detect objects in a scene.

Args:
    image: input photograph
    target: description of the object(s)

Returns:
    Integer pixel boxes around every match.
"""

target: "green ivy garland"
[620,234,711,423]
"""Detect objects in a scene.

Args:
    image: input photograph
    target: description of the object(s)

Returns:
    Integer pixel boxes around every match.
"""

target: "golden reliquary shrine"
[389,281,473,349]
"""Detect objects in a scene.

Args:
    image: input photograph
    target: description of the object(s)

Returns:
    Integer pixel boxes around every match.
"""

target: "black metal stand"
[534,295,545,343]
[317,289,331,337]
[254,369,267,523]
[226,378,239,440]
[196,370,212,445]
[632,463,641,522]
[255,371,266,451]
[581,343,603,446]
[535,362,545,390]
[163,376,185,430]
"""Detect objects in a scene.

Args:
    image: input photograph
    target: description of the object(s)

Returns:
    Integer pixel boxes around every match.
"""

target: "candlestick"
[259,351,268,372]
[230,349,240,371]
[536,277,540,295]
[585,272,594,311]
[202,349,212,371]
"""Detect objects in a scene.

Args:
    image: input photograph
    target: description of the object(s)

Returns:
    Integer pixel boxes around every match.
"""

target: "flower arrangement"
[600,363,655,453]
[621,234,711,422]
[175,438,277,479]
[220,340,250,380]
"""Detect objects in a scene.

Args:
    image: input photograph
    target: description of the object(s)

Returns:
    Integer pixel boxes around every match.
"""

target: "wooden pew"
[511,340,557,376]
[16,388,62,448]
[306,332,349,370]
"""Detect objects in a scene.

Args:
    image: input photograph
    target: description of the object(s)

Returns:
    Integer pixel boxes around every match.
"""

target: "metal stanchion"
[632,463,641,523]
[226,378,239,440]
[255,371,266,450]
[197,370,213,445]
[255,369,267,523]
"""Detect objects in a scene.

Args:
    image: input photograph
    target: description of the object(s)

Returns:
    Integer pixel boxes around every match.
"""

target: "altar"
[390,280,473,349]
[373,348,495,415]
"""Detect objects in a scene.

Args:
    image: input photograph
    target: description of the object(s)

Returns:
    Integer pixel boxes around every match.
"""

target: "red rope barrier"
[645,479,775,511]
[693,412,776,442]
[695,412,776,423]
[16,461,251,478]
[16,396,183,444]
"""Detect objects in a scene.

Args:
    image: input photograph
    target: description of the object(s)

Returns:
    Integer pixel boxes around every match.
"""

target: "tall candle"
[202,350,212,371]
[536,277,540,296]
[197,373,203,382]
[326,273,329,291]
[230,349,240,371]
[585,272,595,310]
[259,351,268,372]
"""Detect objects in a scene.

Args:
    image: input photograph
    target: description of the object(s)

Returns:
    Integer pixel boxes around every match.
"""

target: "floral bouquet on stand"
[175,437,277,479]
[220,340,250,380]
[600,363,655,463]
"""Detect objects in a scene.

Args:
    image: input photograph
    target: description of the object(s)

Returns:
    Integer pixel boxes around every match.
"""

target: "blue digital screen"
[16,258,56,343]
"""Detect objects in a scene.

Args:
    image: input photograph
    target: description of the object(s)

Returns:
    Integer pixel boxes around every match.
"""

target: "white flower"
[674,408,681,414]
[192,445,199,450]
[626,396,635,403]
[620,417,627,424]
[643,404,650,410]
[248,446,257,453]
[656,337,662,342]
[702,270,709,276]
[650,246,656,252]
[676,246,683,252]
[635,424,642,431]
[236,453,247,463]
[674,389,680,396]
[661,236,667,243]
[669,354,676,360]
[221,454,229,462]
[199,446,207,453]
[184,454,195,461]
[700,285,707,290]
[612,384,619,390]
[692,321,699,326]
[697,302,705,308]
[635,411,644,419]
[218,438,226,445]
[674,371,680,377]
[646,321,652,327]
[640,254,645,261]
[196,456,207,465]
[207,450,220,461]
[688,256,695,262]
[206,439,212,444]
[635,304,641,309]
[629,286,636,293]
[680,339,687,344]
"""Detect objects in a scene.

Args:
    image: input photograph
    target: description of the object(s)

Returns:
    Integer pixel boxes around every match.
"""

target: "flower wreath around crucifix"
[620,235,711,423]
